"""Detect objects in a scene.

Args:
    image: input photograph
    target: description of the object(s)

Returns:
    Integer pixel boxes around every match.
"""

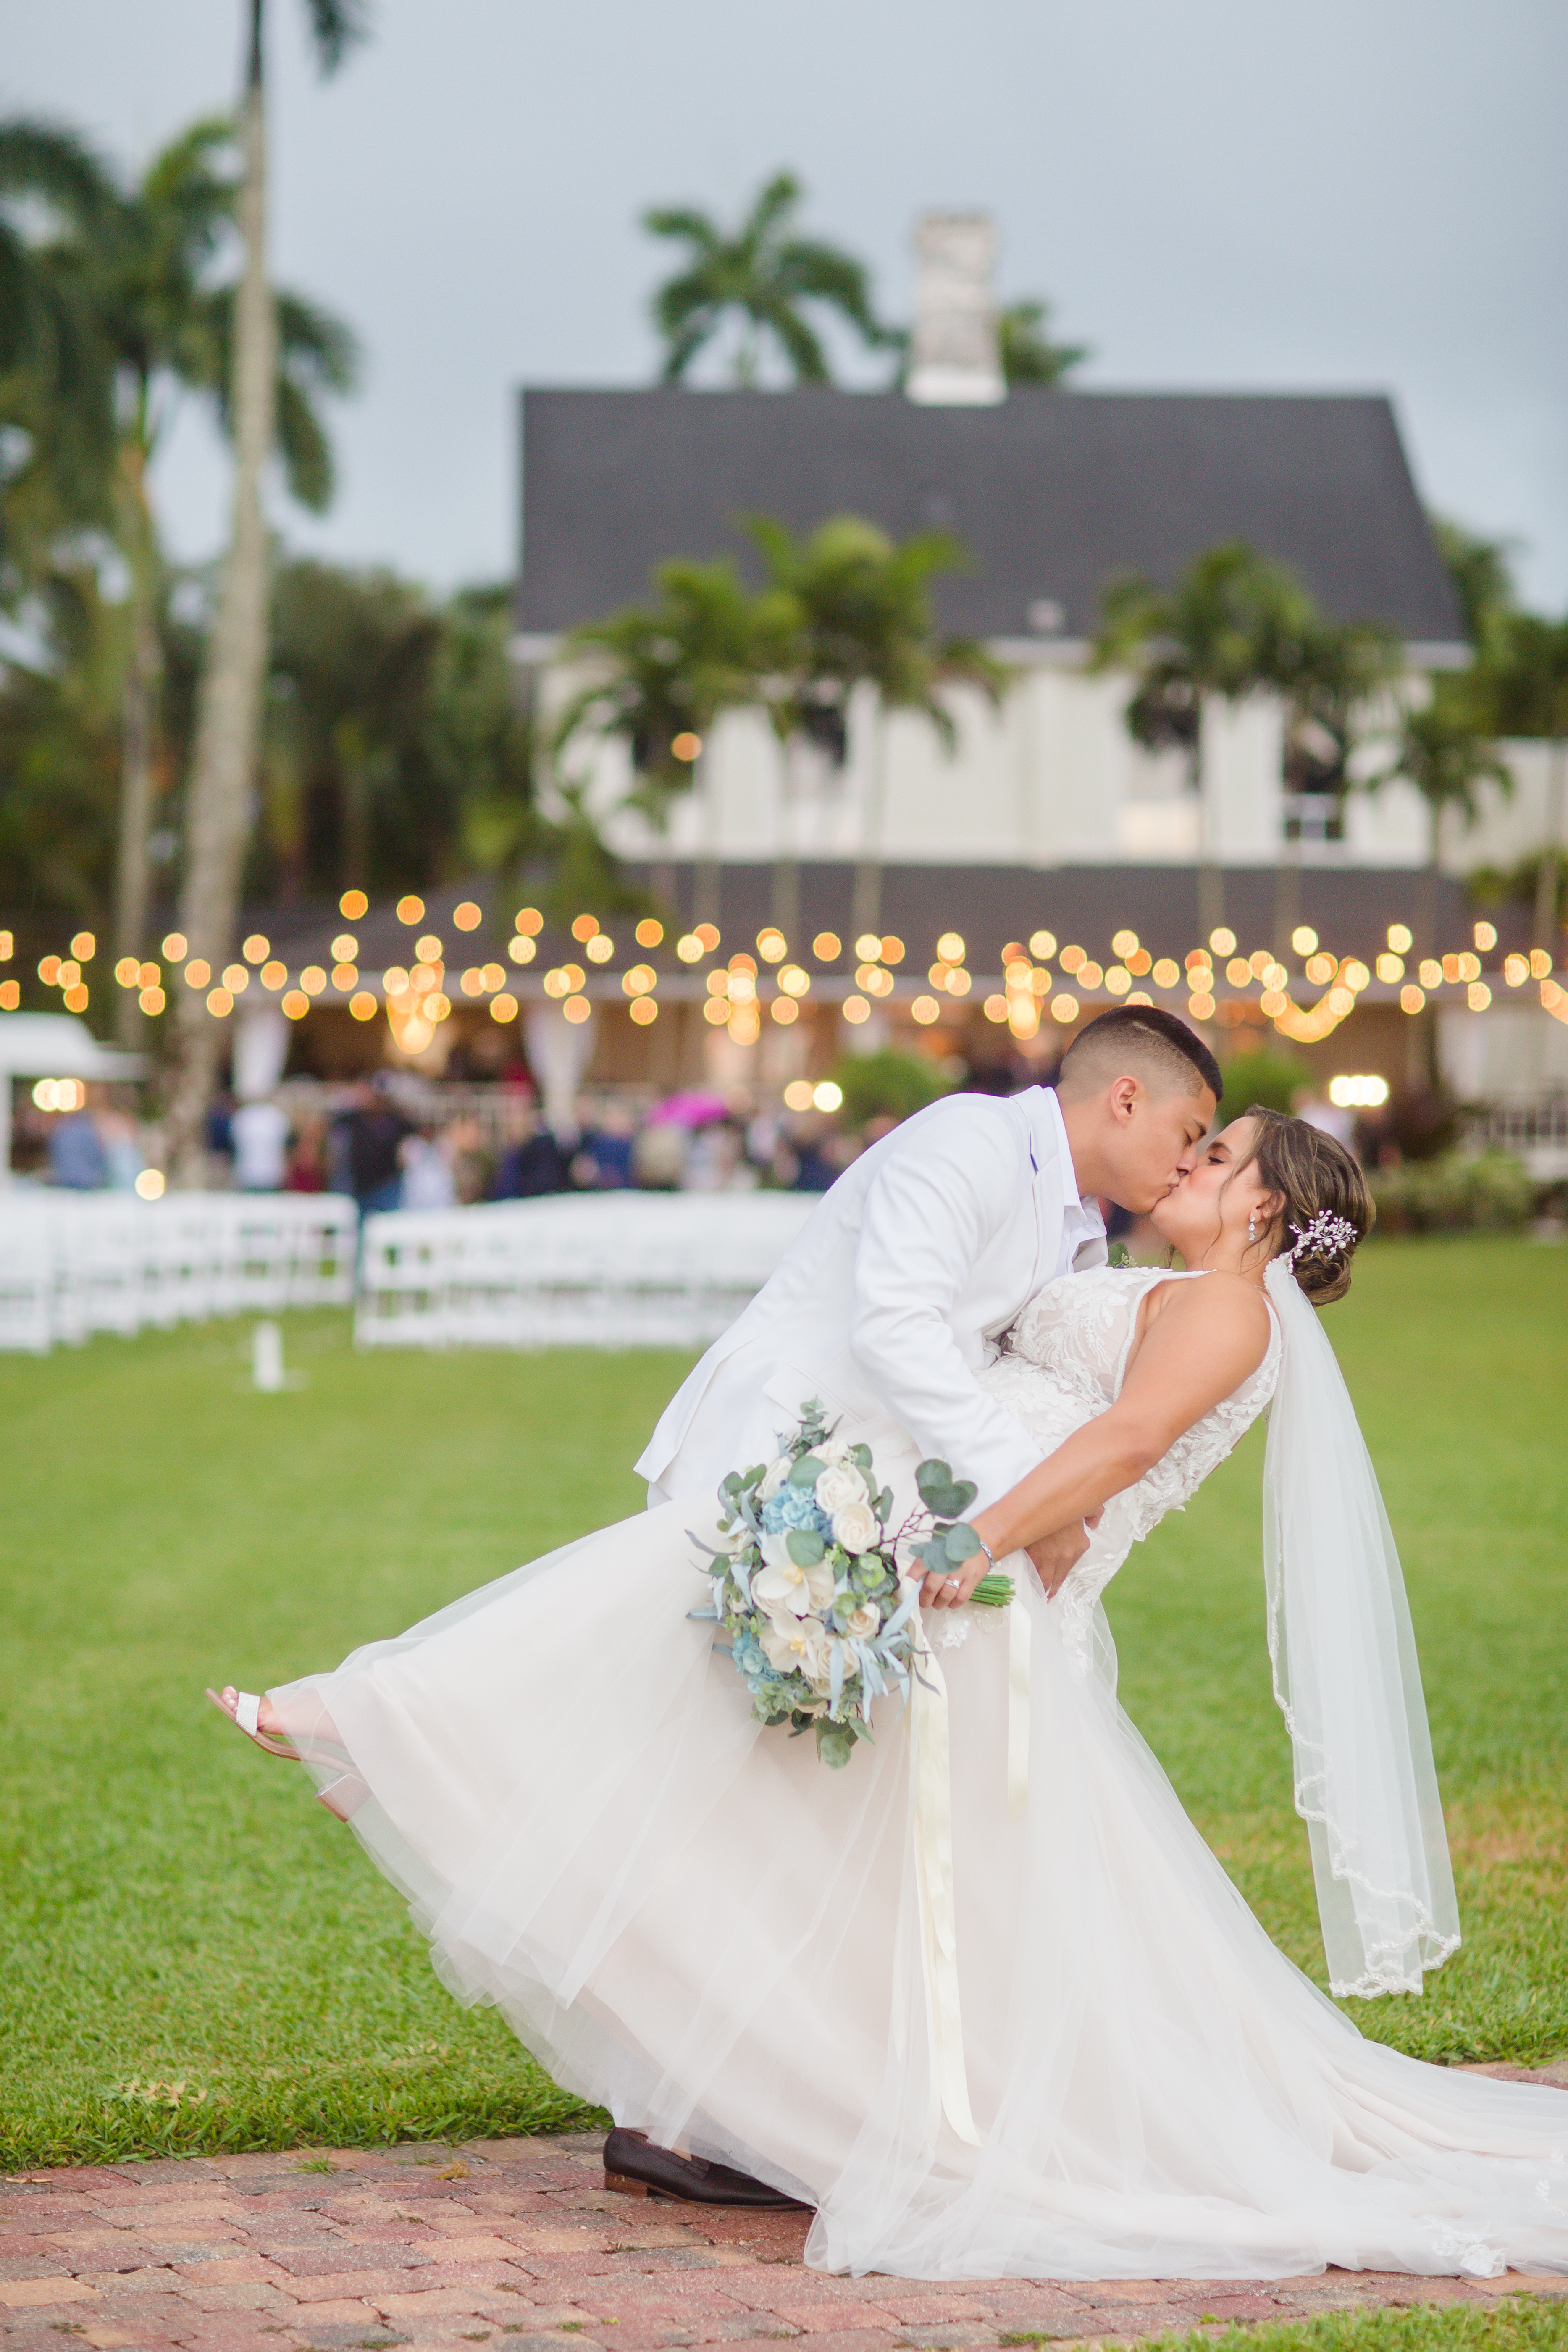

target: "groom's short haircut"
[1057,1006,1223,1104]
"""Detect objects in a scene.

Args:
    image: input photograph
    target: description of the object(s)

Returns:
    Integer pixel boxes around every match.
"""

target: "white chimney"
[906,211,1004,407]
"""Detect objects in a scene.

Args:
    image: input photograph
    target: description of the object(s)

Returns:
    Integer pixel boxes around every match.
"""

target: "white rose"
[754,1557,836,1619]
[757,1455,792,1501]
[843,1600,880,1640]
[814,1462,867,1515]
[760,1613,832,1682]
[817,1437,856,1467]
[832,1500,880,1555]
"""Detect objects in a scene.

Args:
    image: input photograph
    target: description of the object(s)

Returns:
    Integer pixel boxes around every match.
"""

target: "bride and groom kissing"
[212,1004,1568,2283]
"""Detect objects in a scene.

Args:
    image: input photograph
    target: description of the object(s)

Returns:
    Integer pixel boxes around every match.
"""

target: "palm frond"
[302,0,372,76]
[746,171,802,237]
[0,118,116,224]
[774,238,879,333]
[640,205,722,254]
[273,372,332,509]
[657,316,712,384]
[273,287,360,393]
[755,295,828,384]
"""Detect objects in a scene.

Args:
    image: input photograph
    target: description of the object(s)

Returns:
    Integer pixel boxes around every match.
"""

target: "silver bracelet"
[971,1532,995,1571]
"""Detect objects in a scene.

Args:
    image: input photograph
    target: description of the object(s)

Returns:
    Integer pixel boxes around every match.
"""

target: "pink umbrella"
[646,1089,730,1128]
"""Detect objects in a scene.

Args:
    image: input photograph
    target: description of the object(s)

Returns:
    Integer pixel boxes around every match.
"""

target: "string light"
[454,902,482,931]
[813,932,841,960]
[396,896,424,924]
[340,890,368,920]
[636,917,664,947]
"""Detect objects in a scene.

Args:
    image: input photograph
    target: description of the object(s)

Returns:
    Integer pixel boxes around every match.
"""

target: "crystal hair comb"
[1288,1210,1357,1264]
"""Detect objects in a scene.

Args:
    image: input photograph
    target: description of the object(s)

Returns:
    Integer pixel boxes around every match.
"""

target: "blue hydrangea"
[760,1483,828,1536]
[732,1630,767,1678]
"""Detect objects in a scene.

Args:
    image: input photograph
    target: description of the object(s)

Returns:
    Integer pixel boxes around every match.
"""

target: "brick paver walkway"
[5,2094,1565,2352]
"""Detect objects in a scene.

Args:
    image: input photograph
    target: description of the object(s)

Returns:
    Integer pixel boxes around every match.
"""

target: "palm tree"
[16,115,357,1036]
[0,119,115,499]
[643,172,885,386]
[555,558,792,930]
[997,299,1088,388]
[1271,612,1400,950]
[1475,610,1568,957]
[749,516,1003,944]
[1431,515,1517,659]
[1093,543,1318,942]
[1370,690,1511,960]
[165,0,367,1186]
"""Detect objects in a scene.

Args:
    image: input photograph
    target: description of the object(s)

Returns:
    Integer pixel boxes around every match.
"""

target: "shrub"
[1218,1048,1315,1117]
[828,1049,953,1130]
[1369,1149,1534,1233]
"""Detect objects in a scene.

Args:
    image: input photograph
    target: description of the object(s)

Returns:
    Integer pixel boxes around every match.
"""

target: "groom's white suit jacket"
[637,1085,1106,1511]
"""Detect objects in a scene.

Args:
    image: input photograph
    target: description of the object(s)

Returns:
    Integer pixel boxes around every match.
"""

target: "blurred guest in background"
[491,1112,572,1198]
[97,1100,145,1191]
[574,1101,636,1190]
[284,1115,329,1193]
[49,1089,107,1189]
[400,1123,459,1211]
[332,1078,412,1215]
[231,1095,290,1192]
[632,1118,687,1190]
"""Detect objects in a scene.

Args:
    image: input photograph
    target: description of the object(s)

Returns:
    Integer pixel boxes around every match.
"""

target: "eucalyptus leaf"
[788,1453,825,1488]
[785,1527,826,1566]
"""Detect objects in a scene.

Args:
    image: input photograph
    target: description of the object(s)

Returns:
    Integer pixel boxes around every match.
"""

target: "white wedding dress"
[272,1266,1568,2281]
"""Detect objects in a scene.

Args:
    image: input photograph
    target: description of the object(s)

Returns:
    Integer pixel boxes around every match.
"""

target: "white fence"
[356,1191,817,1351]
[0,1191,359,1356]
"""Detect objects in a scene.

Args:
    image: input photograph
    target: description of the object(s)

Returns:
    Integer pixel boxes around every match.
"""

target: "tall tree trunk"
[165,7,276,1185]
[1193,711,1224,946]
[850,703,887,949]
[113,455,161,1049]
[770,735,800,947]
[1535,739,1565,959]
[693,749,721,933]
[1408,800,1441,1093]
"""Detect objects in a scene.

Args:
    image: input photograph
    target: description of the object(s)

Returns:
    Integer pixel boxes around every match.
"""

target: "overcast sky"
[9,0,1567,607]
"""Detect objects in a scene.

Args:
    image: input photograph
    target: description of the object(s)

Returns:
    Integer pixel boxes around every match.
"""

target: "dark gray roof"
[516,387,1466,648]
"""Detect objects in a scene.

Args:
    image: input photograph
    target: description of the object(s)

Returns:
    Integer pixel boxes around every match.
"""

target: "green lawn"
[1,1238,1564,2170]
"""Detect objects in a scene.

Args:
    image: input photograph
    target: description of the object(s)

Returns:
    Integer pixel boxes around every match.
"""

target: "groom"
[609,1005,1221,2208]
[639,1004,1221,1590]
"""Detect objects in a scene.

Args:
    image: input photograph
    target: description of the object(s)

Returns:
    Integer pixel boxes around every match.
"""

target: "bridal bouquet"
[691,1398,1013,1769]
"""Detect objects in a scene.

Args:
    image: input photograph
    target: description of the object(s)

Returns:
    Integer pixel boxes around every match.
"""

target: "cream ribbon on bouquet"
[909,1571,1031,2150]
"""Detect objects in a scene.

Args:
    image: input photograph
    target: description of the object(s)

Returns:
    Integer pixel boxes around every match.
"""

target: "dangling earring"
[1248,1210,1257,1243]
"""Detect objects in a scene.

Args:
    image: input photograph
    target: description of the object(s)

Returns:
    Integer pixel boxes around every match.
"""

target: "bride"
[211,1106,1568,2282]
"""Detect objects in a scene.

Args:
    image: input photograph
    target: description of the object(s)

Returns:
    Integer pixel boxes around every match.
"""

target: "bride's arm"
[925,1275,1272,1606]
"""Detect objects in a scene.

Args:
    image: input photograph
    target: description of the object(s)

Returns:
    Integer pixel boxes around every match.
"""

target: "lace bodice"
[977,1266,1281,1670]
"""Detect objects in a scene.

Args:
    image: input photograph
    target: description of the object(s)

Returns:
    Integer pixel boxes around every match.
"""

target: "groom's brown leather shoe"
[603,2128,811,2210]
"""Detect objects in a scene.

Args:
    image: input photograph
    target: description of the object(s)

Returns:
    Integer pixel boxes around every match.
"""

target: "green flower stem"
[969,1574,1015,1608]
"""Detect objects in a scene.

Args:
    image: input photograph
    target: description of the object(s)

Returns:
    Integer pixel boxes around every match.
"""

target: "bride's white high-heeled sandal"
[206,1685,299,1759]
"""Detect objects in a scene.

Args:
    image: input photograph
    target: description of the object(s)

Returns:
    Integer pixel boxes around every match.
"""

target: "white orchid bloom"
[759,1613,833,1683]
[754,1557,836,1619]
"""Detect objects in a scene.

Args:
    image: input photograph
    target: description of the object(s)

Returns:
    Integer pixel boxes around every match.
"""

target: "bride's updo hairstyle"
[1237,1106,1374,1305]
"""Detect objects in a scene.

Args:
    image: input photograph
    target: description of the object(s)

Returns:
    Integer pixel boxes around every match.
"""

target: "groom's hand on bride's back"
[1027,1513,1103,1597]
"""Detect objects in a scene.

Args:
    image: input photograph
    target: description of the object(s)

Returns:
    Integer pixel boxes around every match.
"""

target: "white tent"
[0,1013,147,1190]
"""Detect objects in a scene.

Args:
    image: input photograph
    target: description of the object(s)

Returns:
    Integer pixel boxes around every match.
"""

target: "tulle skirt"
[270,1487,1568,2281]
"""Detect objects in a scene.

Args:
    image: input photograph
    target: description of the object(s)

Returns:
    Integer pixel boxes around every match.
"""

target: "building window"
[1282,790,1346,844]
